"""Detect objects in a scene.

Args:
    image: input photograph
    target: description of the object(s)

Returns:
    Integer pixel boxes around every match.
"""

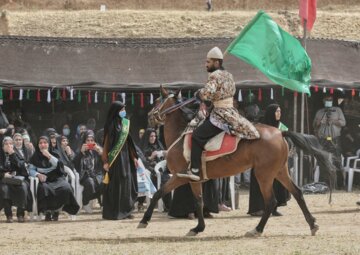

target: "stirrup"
[177,169,200,181]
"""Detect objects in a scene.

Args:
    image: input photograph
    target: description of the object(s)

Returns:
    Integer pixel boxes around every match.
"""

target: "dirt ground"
[1,191,360,255]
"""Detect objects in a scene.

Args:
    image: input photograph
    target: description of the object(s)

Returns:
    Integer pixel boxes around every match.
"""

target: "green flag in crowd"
[226,10,311,94]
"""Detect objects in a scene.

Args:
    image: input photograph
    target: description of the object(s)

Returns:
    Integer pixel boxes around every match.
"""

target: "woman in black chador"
[102,101,138,220]
[74,130,103,208]
[0,137,32,223]
[29,136,79,221]
[248,103,291,216]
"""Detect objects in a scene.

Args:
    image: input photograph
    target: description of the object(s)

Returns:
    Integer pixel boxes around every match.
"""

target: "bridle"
[149,94,197,124]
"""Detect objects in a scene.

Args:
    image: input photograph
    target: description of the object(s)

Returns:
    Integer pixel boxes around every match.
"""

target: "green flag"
[226,10,311,94]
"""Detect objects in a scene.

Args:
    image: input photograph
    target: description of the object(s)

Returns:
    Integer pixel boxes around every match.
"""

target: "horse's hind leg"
[186,182,205,236]
[138,175,189,229]
[276,166,319,236]
[245,170,277,237]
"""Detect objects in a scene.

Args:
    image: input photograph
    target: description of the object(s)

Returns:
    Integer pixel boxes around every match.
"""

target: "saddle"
[183,131,240,162]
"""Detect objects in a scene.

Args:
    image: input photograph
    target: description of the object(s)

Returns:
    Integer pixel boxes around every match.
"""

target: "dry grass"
[0,191,360,255]
[3,8,360,40]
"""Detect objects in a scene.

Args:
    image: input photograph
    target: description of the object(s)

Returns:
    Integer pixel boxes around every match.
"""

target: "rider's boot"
[177,168,200,181]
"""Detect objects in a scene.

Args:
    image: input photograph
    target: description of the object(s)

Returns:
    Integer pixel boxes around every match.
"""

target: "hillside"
[0,1,359,40]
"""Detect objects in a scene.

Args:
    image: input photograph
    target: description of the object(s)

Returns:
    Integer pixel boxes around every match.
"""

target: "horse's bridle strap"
[159,97,197,116]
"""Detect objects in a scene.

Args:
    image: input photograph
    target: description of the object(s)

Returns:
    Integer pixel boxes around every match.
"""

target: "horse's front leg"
[138,175,189,229]
[187,182,205,236]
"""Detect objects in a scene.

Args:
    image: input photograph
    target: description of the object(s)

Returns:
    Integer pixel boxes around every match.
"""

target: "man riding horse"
[177,47,260,181]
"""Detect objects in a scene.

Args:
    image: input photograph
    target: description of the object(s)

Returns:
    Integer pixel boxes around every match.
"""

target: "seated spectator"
[56,135,76,171]
[22,133,35,156]
[0,137,32,223]
[140,128,171,210]
[74,131,103,211]
[141,128,167,174]
[72,124,87,154]
[29,136,79,221]
[13,133,33,163]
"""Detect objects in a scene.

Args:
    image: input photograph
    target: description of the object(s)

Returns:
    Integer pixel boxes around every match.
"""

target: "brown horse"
[138,86,335,237]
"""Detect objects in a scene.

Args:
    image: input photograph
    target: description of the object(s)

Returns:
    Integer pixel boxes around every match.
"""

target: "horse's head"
[148,85,183,128]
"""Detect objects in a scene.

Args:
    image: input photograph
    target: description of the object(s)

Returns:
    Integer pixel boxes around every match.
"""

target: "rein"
[160,97,197,116]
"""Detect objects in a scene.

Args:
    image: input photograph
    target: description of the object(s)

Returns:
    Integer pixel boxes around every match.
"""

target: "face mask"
[63,128,70,136]
[324,101,333,108]
[119,110,126,118]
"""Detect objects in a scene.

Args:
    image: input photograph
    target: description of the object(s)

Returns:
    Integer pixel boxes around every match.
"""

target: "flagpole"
[299,19,307,187]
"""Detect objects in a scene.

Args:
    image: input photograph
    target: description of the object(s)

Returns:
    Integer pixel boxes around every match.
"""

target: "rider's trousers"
[191,118,222,169]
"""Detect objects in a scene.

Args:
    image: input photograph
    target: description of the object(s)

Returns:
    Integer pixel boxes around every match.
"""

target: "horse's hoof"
[137,222,148,229]
[186,230,197,237]
[311,224,319,236]
[244,228,262,238]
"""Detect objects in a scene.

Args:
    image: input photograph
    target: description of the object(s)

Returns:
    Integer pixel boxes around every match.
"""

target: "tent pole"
[299,19,308,187]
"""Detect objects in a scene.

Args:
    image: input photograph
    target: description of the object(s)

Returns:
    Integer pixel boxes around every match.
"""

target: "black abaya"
[102,141,138,220]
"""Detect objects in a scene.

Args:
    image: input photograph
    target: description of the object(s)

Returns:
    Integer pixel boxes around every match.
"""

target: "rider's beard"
[207,65,218,73]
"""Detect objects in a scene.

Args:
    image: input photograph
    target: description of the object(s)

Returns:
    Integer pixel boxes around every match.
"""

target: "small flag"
[94,91,98,103]
[62,88,66,100]
[258,88,262,101]
[37,90,41,102]
[9,88,13,101]
[88,91,91,104]
[0,88,3,105]
[140,93,144,108]
[150,93,154,105]
[121,92,126,104]
[238,90,242,102]
[70,88,74,101]
[299,0,317,31]
[47,89,51,103]
[103,92,107,103]
[19,89,24,101]
[77,90,81,103]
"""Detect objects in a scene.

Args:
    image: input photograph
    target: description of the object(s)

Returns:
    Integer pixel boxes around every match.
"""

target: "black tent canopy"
[0,36,359,90]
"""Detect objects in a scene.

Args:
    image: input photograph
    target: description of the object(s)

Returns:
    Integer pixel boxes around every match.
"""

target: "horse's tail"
[282,131,336,203]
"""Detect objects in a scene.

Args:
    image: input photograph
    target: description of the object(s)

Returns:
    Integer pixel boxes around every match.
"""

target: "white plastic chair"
[29,176,39,220]
[29,167,77,220]
[154,160,167,212]
[345,149,360,192]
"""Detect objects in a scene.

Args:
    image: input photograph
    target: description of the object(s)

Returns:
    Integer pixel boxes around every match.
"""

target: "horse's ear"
[160,85,168,98]
[176,90,182,101]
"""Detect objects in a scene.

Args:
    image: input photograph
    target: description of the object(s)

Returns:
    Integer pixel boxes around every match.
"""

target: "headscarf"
[29,136,59,168]
[141,128,164,154]
[264,103,280,128]
[55,135,74,169]
[1,137,14,171]
[103,101,125,149]
[77,130,97,174]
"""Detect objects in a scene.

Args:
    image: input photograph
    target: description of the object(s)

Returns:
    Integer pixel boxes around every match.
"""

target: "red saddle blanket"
[184,132,239,162]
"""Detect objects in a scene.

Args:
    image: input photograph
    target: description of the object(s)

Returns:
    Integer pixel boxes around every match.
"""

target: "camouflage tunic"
[197,69,260,140]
